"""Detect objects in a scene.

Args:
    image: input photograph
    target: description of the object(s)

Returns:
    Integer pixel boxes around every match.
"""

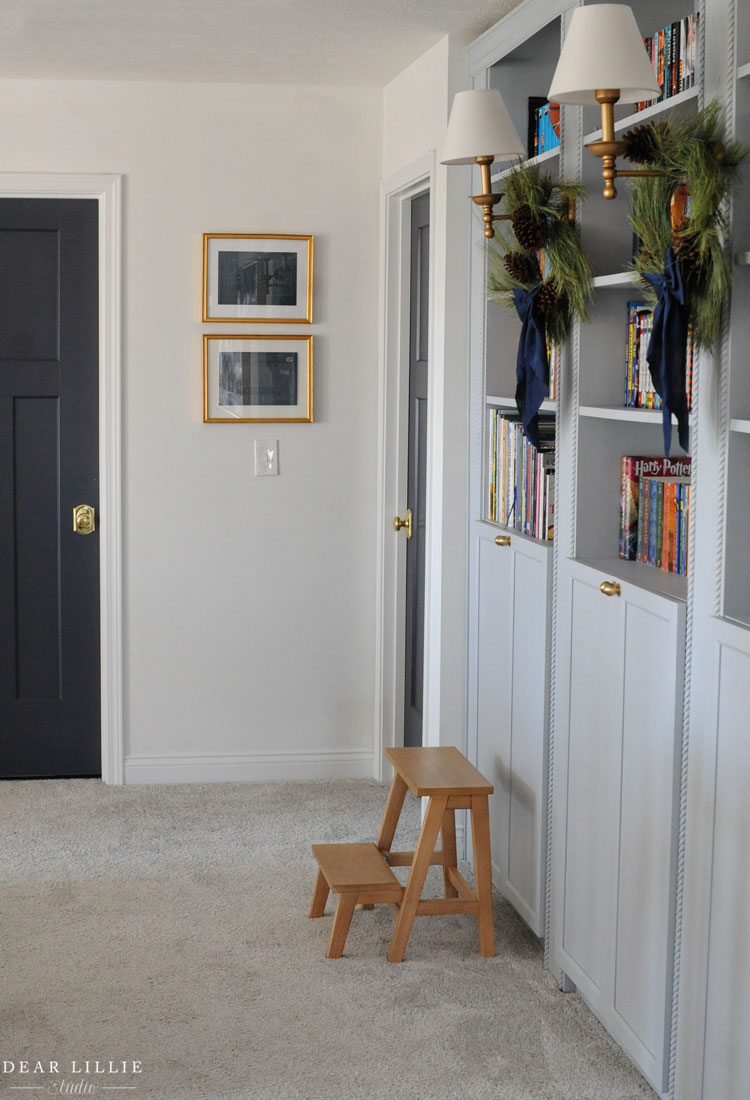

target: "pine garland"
[627,100,747,349]
[487,161,591,347]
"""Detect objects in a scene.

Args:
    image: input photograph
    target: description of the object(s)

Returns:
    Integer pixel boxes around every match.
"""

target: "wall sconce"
[441,89,526,237]
[548,4,662,198]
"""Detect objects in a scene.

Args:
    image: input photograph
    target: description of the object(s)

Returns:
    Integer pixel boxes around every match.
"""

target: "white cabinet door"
[555,558,685,1095]
[558,562,624,1002]
[678,618,750,1100]
[473,530,551,937]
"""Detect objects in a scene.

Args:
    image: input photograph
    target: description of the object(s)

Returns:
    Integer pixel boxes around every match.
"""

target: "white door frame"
[374,154,436,781]
[0,173,123,784]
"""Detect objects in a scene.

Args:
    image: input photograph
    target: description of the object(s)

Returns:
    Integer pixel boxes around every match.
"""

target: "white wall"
[0,79,382,782]
[381,37,473,753]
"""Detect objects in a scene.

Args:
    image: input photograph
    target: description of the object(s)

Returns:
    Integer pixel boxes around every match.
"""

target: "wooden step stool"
[309,842,403,958]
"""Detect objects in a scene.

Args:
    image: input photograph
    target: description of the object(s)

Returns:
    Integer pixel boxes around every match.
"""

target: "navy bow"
[513,285,549,449]
[644,249,690,455]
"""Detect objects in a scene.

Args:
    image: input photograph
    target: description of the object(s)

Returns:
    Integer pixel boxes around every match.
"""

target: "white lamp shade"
[548,4,660,106]
[441,89,525,165]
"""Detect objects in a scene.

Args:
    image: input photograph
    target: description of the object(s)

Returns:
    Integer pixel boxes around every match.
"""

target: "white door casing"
[374,155,436,780]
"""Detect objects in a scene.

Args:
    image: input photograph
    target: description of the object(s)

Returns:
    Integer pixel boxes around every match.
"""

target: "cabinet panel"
[506,546,549,928]
[702,638,750,1099]
[615,597,683,1079]
[557,562,684,1093]
[561,566,624,997]
[474,532,550,936]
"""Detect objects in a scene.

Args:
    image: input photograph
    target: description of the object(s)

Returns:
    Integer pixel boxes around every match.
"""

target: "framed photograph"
[202,234,313,323]
[203,334,313,423]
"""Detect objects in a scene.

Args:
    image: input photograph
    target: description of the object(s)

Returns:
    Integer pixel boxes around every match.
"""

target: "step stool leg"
[470,794,495,958]
[309,868,330,918]
[376,771,408,855]
[388,795,448,963]
[441,808,458,898]
[326,893,358,958]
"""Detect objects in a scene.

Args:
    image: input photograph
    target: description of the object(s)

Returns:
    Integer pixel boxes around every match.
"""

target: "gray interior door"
[0,198,101,777]
[403,191,429,748]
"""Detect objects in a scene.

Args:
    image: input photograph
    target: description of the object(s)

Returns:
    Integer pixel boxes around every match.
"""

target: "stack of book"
[619,455,692,574]
[625,301,694,410]
[636,12,700,111]
[487,409,555,540]
[527,98,561,159]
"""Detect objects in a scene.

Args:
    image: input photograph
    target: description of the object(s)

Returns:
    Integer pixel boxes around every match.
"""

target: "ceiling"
[0,0,522,86]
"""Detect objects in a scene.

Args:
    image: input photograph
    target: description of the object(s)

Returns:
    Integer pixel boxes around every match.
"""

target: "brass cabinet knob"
[600,580,621,597]
[73,505,96,535]
[495,535,511,547]
[393,508,413,539]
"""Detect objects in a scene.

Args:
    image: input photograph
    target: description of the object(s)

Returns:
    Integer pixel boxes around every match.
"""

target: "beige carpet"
[1,778,655,1099]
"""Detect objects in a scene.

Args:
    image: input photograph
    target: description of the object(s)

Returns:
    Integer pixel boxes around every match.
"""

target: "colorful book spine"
[619,455,692,566]
[636,12,699,111]
[486,409,555,540]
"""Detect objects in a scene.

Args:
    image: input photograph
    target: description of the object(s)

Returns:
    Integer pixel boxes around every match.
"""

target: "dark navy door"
[0,198,101,777]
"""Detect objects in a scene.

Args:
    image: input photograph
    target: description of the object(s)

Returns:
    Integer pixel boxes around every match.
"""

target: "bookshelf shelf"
[478,518,555,550]
[725,609,750,630]
[593,272,640,290]
[730,418,750,435]
[486,394,556,413]
[735,251,750,265]
[738,61,750,81]
[579,405,663,424]
[491,146,559,184]
[583,85,700,144]
[578,556,687,602]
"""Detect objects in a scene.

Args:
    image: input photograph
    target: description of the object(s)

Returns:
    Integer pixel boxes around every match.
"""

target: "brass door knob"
[495,535,511,547]
[393,509,413,539]
[73,505,96,535]
[600,580,621,597]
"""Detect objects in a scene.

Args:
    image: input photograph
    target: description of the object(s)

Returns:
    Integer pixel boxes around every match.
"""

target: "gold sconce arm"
[471,156,576,237]
[587,90,668,199]
[472,156,510,239]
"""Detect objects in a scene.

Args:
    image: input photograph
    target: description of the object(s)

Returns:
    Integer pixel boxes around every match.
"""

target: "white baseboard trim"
[124,749,376,785]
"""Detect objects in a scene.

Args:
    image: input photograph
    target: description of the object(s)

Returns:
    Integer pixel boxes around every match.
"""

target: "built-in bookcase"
[468,1,750,1096]
[466,2,567,952]
[725,17,750,626]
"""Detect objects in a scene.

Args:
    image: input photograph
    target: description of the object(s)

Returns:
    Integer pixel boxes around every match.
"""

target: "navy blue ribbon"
[513,285,549,449]
[644,249,690,455]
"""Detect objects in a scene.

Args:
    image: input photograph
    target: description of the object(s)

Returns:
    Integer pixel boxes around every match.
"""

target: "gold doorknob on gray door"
[393,508,413,539]
[73,505,96,535]
[600,580,621,597]
[495,535,511,547]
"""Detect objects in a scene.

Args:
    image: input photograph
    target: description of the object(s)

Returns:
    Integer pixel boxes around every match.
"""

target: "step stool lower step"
[309,842,403,958]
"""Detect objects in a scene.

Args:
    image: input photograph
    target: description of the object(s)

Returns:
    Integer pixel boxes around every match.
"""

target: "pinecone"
[511,203,546,251]
[503,250,541,285]
[673,229,702,273]
[621,123,660,164]
[536,277,559,315]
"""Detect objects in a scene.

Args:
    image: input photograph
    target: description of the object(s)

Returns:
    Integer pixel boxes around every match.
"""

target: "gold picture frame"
[203,334,313,423]
[202,233,313,323]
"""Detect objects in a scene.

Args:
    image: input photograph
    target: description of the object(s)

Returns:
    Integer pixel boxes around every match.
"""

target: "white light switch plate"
[254,439,279,476]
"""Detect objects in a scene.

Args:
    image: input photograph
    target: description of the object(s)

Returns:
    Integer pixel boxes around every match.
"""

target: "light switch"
[254,439,279,476]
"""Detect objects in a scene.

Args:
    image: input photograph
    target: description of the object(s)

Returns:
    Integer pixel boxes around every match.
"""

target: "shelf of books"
[489,15,563,171]
[486,404,555,540]
[583,10,700,143]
